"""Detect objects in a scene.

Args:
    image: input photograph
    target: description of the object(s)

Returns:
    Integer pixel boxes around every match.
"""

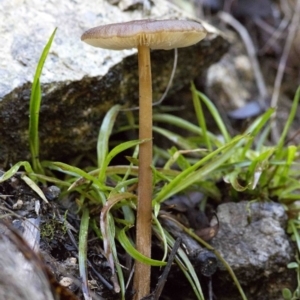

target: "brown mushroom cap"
[81,19,207,50]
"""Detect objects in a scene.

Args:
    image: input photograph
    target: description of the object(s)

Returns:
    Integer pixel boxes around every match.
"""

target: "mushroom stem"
[133,44,153,299]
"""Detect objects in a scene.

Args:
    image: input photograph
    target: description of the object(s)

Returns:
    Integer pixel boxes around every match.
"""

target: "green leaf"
[287,262,299,269]
[279,145,297,184]
[21,174,49,203]
[164,147,192,170]
[117,228,167,266]
[97,104,121,178]
[224,169,248,192]
[194,87,231,143]
[103,139,148,175]
[153,134,247,204]
[276,86,300,157]
[282,288,292,300]
[191,82,212,151]
[247,148,275,189]
[29,28,57,174]
[153,126,197,150]
[240,108,275,160]
[78,207,92,296]
[44,161,107,191]
[153,113,222,147]
[0,161,36,183]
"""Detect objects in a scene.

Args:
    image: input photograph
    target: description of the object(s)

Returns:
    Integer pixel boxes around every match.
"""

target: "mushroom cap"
[81,19,207,50]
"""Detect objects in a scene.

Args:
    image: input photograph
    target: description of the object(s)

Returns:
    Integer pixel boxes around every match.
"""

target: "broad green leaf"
[282,288,292,300]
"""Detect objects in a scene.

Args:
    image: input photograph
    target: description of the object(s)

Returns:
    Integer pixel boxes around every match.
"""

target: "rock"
[0,224,78,300]
[206,29,260,114]
[0,0,229,166]
[210,201,295,300]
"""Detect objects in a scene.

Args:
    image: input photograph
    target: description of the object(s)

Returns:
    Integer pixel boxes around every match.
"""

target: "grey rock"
[0,227,55,300]
[210,201,295,300]
[0,0,229,166]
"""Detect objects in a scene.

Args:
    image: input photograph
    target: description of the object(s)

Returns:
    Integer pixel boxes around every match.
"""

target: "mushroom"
[81,19,207,299]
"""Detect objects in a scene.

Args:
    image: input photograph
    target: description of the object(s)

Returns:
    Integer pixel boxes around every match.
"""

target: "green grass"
[1,30,300,300]
[29,28,57,176]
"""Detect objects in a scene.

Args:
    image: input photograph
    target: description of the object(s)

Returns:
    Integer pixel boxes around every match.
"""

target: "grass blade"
[29,28,57,174]
[191,82,212,151]
[78,206,90,299]
[276,86,300,157]
[117,227,167,266]
[194,86,231,143]
[153,135,247,204]
[97,105,121,177]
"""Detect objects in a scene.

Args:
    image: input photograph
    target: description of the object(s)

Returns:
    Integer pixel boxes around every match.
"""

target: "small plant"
[29,28,57,176]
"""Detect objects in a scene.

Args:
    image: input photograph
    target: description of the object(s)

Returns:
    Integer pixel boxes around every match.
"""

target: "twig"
[152,48,178,107]
[271,0,300,106]
[270,0,300,140]
[153,238,181,299]
[218,11,268,106]
[121,48,178,111]
[160,213,218,277]
[256,17,289,55]
[141,237,182,300]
